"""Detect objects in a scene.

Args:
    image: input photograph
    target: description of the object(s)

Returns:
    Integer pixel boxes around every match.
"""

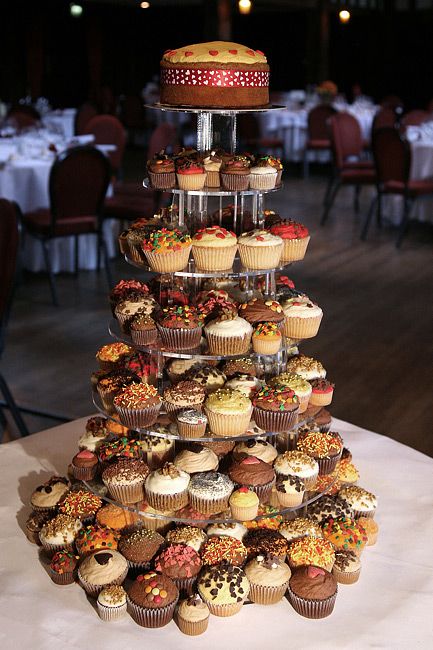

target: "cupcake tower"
[23,95,378,633]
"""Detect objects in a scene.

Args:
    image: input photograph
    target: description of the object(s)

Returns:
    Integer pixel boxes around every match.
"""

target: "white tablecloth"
[0,416,432,649]
[42,109,77,140]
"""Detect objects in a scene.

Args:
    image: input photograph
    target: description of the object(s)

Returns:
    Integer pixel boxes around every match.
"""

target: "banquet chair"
[83,114,126,178]
[74,102,99,135]
[237,114,284,158]
[400,110,430,129]
[361,127,433,246]
[0,199,30,439]
[303,104,337,178]
[321,112,376,225]
[372,107,397,132]
[22,146,112,306]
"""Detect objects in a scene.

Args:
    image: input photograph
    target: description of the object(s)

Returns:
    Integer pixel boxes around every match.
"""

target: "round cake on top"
[160,41,270,108]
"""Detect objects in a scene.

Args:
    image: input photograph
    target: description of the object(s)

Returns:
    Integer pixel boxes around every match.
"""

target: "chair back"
[372,127,410,186]
[329,112,363,169]
[401,110,429,128]
[75,102,99,135]
[372,107,396,132]
[119,95,146,129]
[84,114,126,174]
[147,123,180,157]
[49,146,111,228]
[307,104,337,141]
[6,105,41,131]
[380,94,404,111]
[0,200,21,353]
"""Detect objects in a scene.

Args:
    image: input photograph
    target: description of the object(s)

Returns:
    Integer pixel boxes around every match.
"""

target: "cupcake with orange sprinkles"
[142,228,192,273]
[95,342,134,371]
[200,535,248,567]
[157,304,203,350]
[287,536,336,572]
[297,430,343,476]
[252,385,299,432]
[58,489,103,523]
[75,524,120,557]
[113,383,162,429]
[251,322,282,354]
[322,517,368,556]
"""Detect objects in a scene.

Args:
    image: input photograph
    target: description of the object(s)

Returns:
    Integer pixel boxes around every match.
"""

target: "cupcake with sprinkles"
[58,489,102,524]
[322,517,368,557]
[251,322,282,354]
[127,571,179,628]
[287,536,335,572]
[142,228,192,273]
[297,430,343,476]
[252,385,299,432]
[192,225,238,272]
[95,342,134,371]
[201,535,248,567]
[97,584,128,621]
[157,305,203,350]
[113,383,162,429]
[154,543,202,594]
[75,524,120,557]
[48,550,79,585]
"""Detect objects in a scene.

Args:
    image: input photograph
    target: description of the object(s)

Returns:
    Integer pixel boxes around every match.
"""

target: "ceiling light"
[239,0,252,15]
[140,2,150,8]
[339,10,351,24]
[70,3,83,17]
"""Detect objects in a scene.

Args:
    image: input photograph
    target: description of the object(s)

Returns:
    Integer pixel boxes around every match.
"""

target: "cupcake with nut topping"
[338,485,378,519]
[97,584,128,621]
[269,372,312,413]
[145,462,190,511]
[142,228,192,273]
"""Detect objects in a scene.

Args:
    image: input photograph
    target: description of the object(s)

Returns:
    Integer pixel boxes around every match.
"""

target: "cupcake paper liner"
[220,173,250,191]
[332,566,361,585]
[230,503,259,521]
[78,566,128,598]
[96,384,119,413]
[39,539,75,555]
[172,576,197,597]
[130,328,159,347]
[353,508,376,519]
[238,243,283,270]
[157,325,202,351]
[316,450,342,476]
[144,246,191,273]
[252,406,299,433]
[105,481,146,505]
[249,172,277,190]
[97,601,128,622]
[276,490,305,507]
[139,516,172,535]
[148,170,176,190]
[48,568,76,585]
[205,332,252,356]
[176,173,207,191]
[114,309,136,334]
[188,493,230,515]
[251,337,282,355]
[114,402,161,430]
[248,580,290,605]
[280,236,311,263]
[192,245,237,272]
[72,464,97,482]
[204,407,252,437]
[204,599,245,617]
[145,489,189,512]
[283,314,323,340]
[164,400,204,422]
[288,588,337,619]
[127,597,178,628]
[276,169,283,185]
[176,614,209,636]
[176,420,207,439]
[204,170,221,188]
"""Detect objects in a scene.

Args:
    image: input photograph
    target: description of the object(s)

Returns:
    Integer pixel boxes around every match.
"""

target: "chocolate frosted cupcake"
[221,155,251,191]
[157,305,203,350]
[297,430,343,475]
[243,528,288,561]
[58,489,102,523]
[239,298,285,329]
[269,372,313,413]
[96,369,141,413]
[130,314,158,347]
[147,150,176,189]
[127,571,179,628]
[252,385,299,433]
[309,378,335,407]
[222,357,257,378]
[163,380,206,421]
[113,383,162,429]
[288,565,337,619]
[154,543,202,594]
[228,456,276,503]
[102,458,149,504]
[48,550,79,585]
[197,564,250,617]
[25,510,53,545]
[118,528,164,570]
[71,450,98,481]
[145,462,190,511]
[188,471,234,515]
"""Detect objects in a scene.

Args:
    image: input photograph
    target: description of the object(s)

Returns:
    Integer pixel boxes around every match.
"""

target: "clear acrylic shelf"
[144,103,287,115]
[142,177,282,197]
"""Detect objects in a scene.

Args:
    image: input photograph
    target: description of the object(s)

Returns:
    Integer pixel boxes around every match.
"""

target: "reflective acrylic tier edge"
[143,177,282,197]
[144,103,287,115]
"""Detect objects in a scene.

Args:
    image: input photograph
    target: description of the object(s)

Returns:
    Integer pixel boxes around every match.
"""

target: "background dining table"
[0,414,431,649]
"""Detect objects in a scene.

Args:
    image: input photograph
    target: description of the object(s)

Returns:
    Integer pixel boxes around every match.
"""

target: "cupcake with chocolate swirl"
[239,298,285,329]
[147,149,176,189]
[221,155,251,191]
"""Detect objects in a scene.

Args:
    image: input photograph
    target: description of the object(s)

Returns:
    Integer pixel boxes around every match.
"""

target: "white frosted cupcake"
[245,553,291,604]
[206,521,248,541]
[144,462,190,511]
[187,471,234,515]
[282,295,323,339]
[192,226,237,271]
[39,515,82,554]
[203,151,222,187]
[249,163,278,190]
[275,474,305,507]
[166,525,207,552]
[285,354,327,381]
[279,517,323,543]
[274,451,319,490]
[204,315,253,356]
[237,229,283,270]
[224,374,263,398]
[174,446,219,474]
[97,585,128,621]
[338,486,378,519]
[233,439,278,464]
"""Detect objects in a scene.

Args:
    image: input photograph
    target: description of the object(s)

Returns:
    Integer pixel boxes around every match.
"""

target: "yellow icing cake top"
[162,41,267,65]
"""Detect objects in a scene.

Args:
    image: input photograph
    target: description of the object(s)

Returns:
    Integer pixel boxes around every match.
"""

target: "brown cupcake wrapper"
[97,358,120,372]
[176,614,209,636]
[113,402,161,430]
[251,337,282,355]
[97,601,128,621]
[176,420,207,439]
[176,173,207,191]
[25,526,43,545]
[78,566,128,597]
[144,246,191,273]
[114,309,136,334]
[189,493,230,515]
[332,566,361,585]
[288,588,337,619]
[125,559,151,571]
[105,481,146,504]
[127,596,178,628]
[164,400,204,422]
[204,407,252,437]
[48,568,76,585]
[172,576,197,596]
[30,504,58,515]
[238,243,283,270]
[230,503,259,521]
[316,451,342,476]
[205,331,252,356]
[248,580,290,605]
[252,405,299,433]
[204,599,245,617]
[280,236,310,263]
[220,172,250,191]
[157,325,202,351]
[72,464,97,481]
[97,385,118,412]
[130,328,159,347]
[140,449,174,471]
[249,173,277,190]
[148,170,176,190]
[283,314,323,340]
[145,489,189,512]
[204,170,221,187]
[192,245,238,272]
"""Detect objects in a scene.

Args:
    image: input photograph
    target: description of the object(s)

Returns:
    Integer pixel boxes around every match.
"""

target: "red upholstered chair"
[372,107,397,132]
[0,200,30,439]
[303,104,337,178]
[22,146,112,305]
[321,112,376,224]
[74,102,99,135]
[84,114,126,177]
[361,127,433,246]
[400,110,430,128]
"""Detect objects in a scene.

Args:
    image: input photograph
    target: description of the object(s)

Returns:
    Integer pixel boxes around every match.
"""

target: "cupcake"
[187,471,234,515]
[48,550,79,585]
[126,227,148,263]
[336,458,360,486]
[270,220,310,263]
[163,380,206,421]
[224,374,263,398]
[275,474,305,507]
[286,354,327,381]
[274,451,319,490]
[187,365,227,394]
[204,313,253,356]
[139,433,175,470]
[145,462,190,511]
[114,294,157,334]
[282,294,323,340]
[58,489,102,523]
[357,517,379,546]
[204,389,252,437]
[197,564,250,616]
[222,357,258,378]
[332,549,362,585]
[252,322,282,354]
[176,158,206,190]
[243,528,288,561]
[307,495,355,526]
[157,305,203,351]
[287,536,335,572]
[95,342,134,371]
[309,378,335,407]
[75,524,119,557]
[229,456,276,503]
[279,517,323,544]
[25,511,53,545]
[175,505,208,529]
[174,445,219,474]
[239,297,285,329]
[147,150,176,189]
[71,450,98,481]
[130,314,158,347]
[249,158,278,190]
[220,155,251,191]
[39,514,82,553]
[142,228,192,273]
[127,571,179,627]
[96,370,141,413]
[322,517,368,556]
[166,526,207,552]
[201,535,247,567]
[154,543,202,594]
[233,439,278,464]
[244,553,291,604]
[338,486,378,519]
[118,528,164,570]
[237,229,283,270]
[166,358,207,384]
[97,585,128,621]
[98,436,141,466]
[192,226,238,271]
[252,385,299,433]
[203,150,223,187]
[206,521,247,541]
[229,486,260,521]
[96,502,140,532]
[288,565,337,618]
[102,458,149,504]
[268,372,312,413]
[176,409,208,439]
[297,430,343,475]
[30,476,70,513]
[109,278,149,311]
[78,417,109,451]
[113,383,162,429]
[261,155,283,185]
[176,594,209,636]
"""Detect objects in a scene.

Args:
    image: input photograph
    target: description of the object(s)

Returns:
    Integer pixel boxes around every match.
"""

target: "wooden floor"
[2,156,433,457]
